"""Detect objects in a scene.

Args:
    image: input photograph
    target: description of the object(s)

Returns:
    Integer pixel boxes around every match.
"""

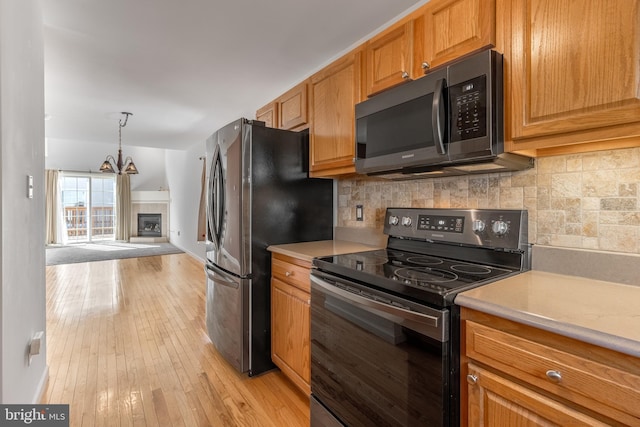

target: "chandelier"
[99,112,139,174]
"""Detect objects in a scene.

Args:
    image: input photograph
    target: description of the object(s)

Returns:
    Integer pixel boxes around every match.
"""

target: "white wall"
[0,0,48,403]
[45,138,168,191]
[165,141,206,261]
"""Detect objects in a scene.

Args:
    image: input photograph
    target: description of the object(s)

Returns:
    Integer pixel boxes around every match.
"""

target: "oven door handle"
[311,275,447,341]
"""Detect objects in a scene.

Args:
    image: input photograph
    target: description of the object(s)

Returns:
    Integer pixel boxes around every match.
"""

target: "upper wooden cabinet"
[256,81,309,131]
[309,48,362,178]
[502,0,640,155]
[256,102,278,128]
[365,20,414,96]
[278,81,309,130]
[413,0,495,76]
[366,0,495,96]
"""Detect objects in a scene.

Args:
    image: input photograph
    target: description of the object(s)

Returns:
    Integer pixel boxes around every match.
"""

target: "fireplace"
[138,213,161,237]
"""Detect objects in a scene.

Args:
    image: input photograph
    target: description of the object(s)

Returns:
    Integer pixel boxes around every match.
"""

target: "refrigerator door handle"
[207,145,225,250]
[205,262,240,289]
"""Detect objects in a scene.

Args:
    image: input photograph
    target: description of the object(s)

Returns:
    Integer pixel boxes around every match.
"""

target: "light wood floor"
[42,253,310,427]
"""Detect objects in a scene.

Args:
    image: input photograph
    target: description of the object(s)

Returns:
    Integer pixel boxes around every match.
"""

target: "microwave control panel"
[450,75,487,142]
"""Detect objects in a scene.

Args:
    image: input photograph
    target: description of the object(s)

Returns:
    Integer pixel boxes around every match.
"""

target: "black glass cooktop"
[313,249,517,307]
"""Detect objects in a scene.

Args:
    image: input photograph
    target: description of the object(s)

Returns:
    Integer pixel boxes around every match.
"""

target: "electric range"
[309,208,531,427]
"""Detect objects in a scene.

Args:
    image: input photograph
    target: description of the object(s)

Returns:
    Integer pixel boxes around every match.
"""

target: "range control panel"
[417,215,464,233]
[384,208,528,250]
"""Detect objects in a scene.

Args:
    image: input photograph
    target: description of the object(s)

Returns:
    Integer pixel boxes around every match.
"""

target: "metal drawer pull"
[466,374,478,385]
[546,370,562,383]
[285,271,292,277]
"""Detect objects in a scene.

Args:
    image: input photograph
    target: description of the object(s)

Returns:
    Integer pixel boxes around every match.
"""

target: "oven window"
[311,286,449,427]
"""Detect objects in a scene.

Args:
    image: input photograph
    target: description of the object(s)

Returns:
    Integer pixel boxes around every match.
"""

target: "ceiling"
[43,0,426,150]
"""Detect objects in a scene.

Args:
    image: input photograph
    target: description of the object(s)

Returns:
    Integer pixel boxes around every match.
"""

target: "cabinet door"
[256,102,278,128]
[365,20,414,96]
[309,49,362,177]
[504,0,640,152]
[279,82,308,130]
[467,364,610,427]
[271,277,311,395]
[415,0,495,76]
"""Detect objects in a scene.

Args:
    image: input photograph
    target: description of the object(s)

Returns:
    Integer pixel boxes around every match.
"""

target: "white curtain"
[45,169,68,245]
[116,174,131,241]
[45,169,58,244]
[197,157,207,242]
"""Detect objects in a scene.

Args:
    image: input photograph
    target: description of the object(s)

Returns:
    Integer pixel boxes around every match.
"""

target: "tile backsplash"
[337,147,640,254]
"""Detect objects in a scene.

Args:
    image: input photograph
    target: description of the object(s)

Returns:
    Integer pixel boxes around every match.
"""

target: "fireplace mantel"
[131,190,169,203]
[130,191,170,243]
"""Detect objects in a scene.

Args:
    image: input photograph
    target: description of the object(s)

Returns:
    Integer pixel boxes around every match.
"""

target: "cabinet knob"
[401,71,409,79]
[545,370,562,383]
[285,271,292,277]
[466,374,478,385]
[421,61,430,71]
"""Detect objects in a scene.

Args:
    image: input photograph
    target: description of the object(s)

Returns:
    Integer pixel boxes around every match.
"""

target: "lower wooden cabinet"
[466,363,609,426]
[270,253,311,395]
[461,308,640,426]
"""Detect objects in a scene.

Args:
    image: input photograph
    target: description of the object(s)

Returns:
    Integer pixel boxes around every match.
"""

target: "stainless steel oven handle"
[311,275,440,328]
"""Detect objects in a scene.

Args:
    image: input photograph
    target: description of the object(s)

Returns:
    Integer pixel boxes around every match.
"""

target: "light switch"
[27,175,34,199]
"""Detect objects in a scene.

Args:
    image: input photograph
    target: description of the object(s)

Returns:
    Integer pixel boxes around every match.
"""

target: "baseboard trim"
[32,365,49,404]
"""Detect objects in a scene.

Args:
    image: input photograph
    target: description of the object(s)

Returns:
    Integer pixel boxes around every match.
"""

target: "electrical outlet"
[356,205,364,221]
[29,331,44,365]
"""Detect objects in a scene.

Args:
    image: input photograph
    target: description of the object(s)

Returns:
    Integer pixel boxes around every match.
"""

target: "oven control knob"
[492,220,509,236]
[472,219,486,233]
[388,215,399,226]
[401,216,412,227]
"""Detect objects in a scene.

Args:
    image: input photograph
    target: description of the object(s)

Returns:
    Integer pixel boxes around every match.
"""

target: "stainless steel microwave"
[355,49,532,179]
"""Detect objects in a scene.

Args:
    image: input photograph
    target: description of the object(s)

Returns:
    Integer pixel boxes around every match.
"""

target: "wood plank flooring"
[42,253,310,427]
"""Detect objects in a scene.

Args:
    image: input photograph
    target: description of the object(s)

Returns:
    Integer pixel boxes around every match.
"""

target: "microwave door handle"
[432,78,447,155]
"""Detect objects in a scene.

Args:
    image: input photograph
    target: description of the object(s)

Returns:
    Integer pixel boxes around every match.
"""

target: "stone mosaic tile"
[336,148,640,253]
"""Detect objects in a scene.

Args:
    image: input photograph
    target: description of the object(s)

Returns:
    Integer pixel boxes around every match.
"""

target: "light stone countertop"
[456,270,640,358]
[267,240,382,262]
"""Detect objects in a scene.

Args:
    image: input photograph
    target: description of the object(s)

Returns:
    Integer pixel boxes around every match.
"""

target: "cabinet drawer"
[465,320,640,421]
[272,258,311,292]
[466,363,610,426]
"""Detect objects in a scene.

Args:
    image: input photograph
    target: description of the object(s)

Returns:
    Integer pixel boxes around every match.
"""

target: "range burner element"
[395,268,458,293]
[451,264,492,275]
[405,255,444,266]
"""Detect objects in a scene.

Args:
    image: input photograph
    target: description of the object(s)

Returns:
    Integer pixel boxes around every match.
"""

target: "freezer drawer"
[205,262,249,372]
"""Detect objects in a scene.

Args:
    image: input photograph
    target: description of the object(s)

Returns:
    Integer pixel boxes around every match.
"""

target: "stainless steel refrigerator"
[204,118,333,376]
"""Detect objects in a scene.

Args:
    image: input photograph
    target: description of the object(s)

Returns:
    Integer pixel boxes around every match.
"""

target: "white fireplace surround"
[130,190,169,243]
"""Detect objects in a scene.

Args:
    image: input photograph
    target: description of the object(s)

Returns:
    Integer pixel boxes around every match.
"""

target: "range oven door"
[310,272,451,427]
